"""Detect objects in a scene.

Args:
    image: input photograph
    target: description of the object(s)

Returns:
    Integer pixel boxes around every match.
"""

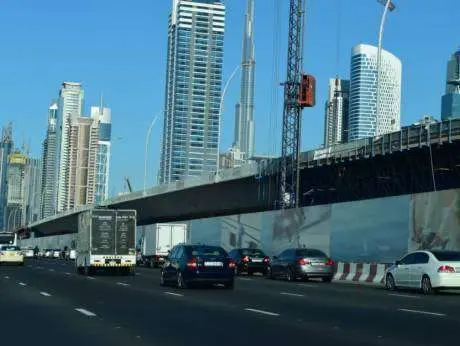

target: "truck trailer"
[76,209,136,275]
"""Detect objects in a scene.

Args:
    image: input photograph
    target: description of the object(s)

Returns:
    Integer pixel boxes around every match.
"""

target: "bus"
[0,232,16,246]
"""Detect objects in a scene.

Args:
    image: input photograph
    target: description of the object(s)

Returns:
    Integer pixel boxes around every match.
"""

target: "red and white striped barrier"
[333,262,390,285]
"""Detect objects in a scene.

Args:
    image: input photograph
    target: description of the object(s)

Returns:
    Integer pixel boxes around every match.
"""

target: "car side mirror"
[395,260,401,266]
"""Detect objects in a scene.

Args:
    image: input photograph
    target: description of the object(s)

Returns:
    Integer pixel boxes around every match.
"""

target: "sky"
[0,0,459,197]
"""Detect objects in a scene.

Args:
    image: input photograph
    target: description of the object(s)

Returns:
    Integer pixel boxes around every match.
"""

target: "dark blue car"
[160,244,235,289]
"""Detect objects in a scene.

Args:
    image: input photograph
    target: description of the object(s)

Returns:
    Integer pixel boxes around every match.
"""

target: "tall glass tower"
[348,44,401,141]
[0,123,13,230]
[159,0,226,184]
[91,105,111,203]
[441,49,460,120]
[324,77,350,147]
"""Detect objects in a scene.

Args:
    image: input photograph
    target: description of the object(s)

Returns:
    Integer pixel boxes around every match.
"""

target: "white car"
[385,250,460,294]
[0,245,24,265]
[69,249,76,260]
[23,248,34,258]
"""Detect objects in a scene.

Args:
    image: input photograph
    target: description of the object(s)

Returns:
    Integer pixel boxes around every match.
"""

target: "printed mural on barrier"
[330,196,410,263]
[409,189,460,252]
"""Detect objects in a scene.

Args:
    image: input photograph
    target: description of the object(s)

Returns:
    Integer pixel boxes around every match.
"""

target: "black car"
[228,248,270,275]
[160,244,235,289]
[268,248,334,282]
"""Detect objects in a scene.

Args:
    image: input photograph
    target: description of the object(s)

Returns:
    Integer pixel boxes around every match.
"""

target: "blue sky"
[0,0,459,196]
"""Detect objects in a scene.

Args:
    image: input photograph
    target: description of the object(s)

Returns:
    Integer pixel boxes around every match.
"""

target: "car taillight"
[263,256,270,263]
[242,256,249,263]
[228,259,236,268]
[325,259,334,266]
[438,265,455,273]
[297,258,310,265]
[187,257,197,268]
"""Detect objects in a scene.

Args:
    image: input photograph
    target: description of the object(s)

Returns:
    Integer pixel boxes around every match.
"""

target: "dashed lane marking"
[398,308,446,317]
[65,272,72,276]
[75,308,97,317]
[244,308,280,317]
[4,276,9,279]
[237,277,252,281]
[116,282,130,287]
[48,268,55,272]
[164,291,183,297]
[280,292,304,297]
[18,282,27,286]
[86,276,96,280]
[388,293,420,299]
[40,292,52,297]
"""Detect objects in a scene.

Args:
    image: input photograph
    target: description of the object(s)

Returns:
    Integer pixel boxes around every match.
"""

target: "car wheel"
[385,274,396,290]
[322,276,332,283]
[421,275,434,295]
[177,272,188,289]
[160,271,166,286]
[286,268,295,282]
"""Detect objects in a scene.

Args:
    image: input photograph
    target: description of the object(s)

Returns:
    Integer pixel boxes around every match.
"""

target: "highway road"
[1,259,459,346]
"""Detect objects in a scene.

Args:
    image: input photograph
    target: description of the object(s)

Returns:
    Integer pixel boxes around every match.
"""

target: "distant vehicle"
[22,247,34,258]
[0,232,16,246]
[65,249,76,261]
[0,245,24,266]
[140,223,188,268]
[75,209,136,275]
[385,250,460,294]
[52,249,60,259]
[267,248,334,282]
[228,248,270,275]
[161,244,235,289]
[44,249,53,258]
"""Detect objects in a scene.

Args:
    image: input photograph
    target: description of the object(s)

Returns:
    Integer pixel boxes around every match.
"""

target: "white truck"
[76,209,136,275]
[140,223,188,268]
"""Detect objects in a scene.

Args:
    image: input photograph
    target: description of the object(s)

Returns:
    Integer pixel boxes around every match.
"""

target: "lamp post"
[375,0,396,136]
[215,64,241,180]
[144,114,160,196]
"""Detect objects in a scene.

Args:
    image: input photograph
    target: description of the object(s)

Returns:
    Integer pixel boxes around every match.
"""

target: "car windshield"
[431,251,460,262]
[241,249,265,257]
[296,249,327,258]
[189,246,227,257]
[1,246,20,251]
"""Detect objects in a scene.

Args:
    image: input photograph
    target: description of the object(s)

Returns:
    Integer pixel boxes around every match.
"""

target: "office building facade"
[41,101,59,218]
[91,105,112,203]
[324,77,350,147]
[0,123,13,230]
[348,44,401,141]
[233,0,255,160]
[25,157,42,224]
[57,82,84,211]
[5,152,27,230]
[159,0,226,184]
[441,49,460,120]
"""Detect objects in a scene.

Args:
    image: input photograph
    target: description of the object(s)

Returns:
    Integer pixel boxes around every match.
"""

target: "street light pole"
[216,64,241,180]
[376,0,395,136]
[144,114,160,196]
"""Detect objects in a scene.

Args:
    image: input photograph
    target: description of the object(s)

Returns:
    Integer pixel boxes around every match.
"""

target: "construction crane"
[278,0,315,209]
[124,176,133,193]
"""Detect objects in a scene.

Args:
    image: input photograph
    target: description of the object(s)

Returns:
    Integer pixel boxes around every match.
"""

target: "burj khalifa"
[233,0,255,160]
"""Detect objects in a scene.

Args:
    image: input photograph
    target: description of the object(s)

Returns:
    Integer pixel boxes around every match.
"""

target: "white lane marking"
[244,308,280,317]
[40,292,52,297]
[164,291,183,297]
[86,276,95,280]
[18,282,27,286]
[388,293,420,299]
[280,292,304,297]
[48,268,55,272]
[4,276,9,279]
[65,272,72,276]
[297,283,316,288]
[36,266,44,269]
[238,277,252,281]
[75,308,97,317]
[26,265,32,268]
[398,308,446,317]
[116,282,130,287]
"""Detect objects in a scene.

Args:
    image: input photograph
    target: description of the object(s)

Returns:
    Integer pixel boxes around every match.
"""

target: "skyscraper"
[348,44,401,141]
[5,152,27,231]
[65,116,99,210]
[24,157,41,223]
[57,82,84,212]
[233,0,255,160]
[0,123,13,230]
[324,77,350,147]
[91,103,112,203]
[41,101,59,218]
[159,0,226,184]
[441,49,460,120]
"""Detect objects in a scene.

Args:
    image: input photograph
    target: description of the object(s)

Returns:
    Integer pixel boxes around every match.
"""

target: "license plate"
[109,261,116,265]
[204,261,223,267]
[251,258,263,263]
[313,262,325,266]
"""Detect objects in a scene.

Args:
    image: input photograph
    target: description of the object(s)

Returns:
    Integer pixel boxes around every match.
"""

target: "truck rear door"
[115,211,136,256]
[171,224,187,245]
[91,210,116,255]
[156,225,171,255]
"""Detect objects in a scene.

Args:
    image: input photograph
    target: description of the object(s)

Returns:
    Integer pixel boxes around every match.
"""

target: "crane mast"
[279,0,314,209]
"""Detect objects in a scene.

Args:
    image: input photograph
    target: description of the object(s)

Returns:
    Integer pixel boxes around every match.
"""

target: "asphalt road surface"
[1,259,459,346]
